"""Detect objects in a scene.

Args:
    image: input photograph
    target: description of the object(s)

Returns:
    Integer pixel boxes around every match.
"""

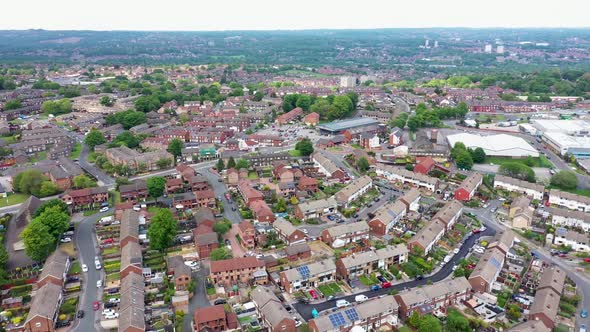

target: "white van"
[354,295,368,303]
[336,300,350,308]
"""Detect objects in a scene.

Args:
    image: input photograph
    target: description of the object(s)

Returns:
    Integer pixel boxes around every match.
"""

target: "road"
[199,168,243,224]
[293,224,495,320]
[71,210,111,332]
[67,131,115,188]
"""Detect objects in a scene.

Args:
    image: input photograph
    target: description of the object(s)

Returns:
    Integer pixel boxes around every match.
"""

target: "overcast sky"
[2,0,589,30]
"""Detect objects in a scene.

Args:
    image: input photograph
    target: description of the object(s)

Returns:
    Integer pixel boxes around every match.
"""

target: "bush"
[499,162,535,182]
[551,171,578,190]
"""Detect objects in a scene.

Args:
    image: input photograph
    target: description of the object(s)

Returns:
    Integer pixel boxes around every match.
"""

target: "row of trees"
[13,169,60,198]
[282,92,359,120]
[105,110,147,129]
[41,98,72,116]
[391,103,469,132]
[450,142,486,170]
[216,157,250,171]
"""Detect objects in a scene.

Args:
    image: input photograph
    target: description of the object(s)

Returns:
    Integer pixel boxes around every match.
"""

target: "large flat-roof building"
[542,132,590,158]
[317,117,381,135]
[446,133,539,158]
[532,119,590,136]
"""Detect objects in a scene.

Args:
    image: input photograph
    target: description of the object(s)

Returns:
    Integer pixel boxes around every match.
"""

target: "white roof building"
[532,119,590,135]
[446,133,539,158]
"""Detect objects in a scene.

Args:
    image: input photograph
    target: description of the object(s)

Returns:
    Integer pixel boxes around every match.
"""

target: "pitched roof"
[120,209,140,242]
[432,200,463,225]
[410,219,445,249]
[209,257,264,274]
[537,266,566,295]
[120,241,143,272]
[15,195,42,229]
[468,247,505,287]
[550,188,590,205]
[193,305,227,325]
[335,175,372,203]
[340,245,408,269]
[396,277,471,308]
[458,173,483,193]
[284,243,311,256]
[194,207,215,224]
[297,196,337,214]
[195,232,218,246]
[325,221,370,239]
[24,283,62,322]
[529,288,560,323]
[371,201,406,225]
[167,255,192,278]
[38,249,68,283]
[281,259,336,282]
[494,175,545,193]
[273,218,301,237]
[507,321,551,332]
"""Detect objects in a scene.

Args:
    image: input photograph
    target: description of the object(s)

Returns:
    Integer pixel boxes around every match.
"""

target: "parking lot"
[256,124,326,145]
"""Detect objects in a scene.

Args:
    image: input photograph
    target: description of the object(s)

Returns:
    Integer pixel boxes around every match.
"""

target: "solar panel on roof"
[297,266,310,279]
[329,312,346,328]
[489,257,502,269]
[344,308,359,321]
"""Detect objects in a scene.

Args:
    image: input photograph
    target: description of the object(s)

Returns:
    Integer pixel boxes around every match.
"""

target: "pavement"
[182,265,211,332]
[71,209,111,332]
[293,222,495,320]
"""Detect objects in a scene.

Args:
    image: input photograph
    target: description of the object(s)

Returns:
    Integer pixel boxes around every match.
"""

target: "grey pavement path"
[182,265,211,331]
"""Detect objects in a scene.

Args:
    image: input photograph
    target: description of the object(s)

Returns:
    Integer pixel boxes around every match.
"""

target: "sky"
[2,0,589,31]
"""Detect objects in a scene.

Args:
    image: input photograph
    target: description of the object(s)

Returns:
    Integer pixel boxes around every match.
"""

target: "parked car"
[581,309,588,318]
[336,300,350,308]
[82,264,88,272]
[96,280,102,288]
[60,237,72,243]
[93,301,100,311]
[77,310,85,318]
[99,206,109,213]
[104,313,119,319]
[109,298,120,304]
[309,290,318,299]
[371,285,381,291]
[376,275,387,283]
[297,297,310,304]
[284,305,292,313]
[102,309,114,316]
[214,299,227,305]
[381,282,392,288]
[104,302,118,309]
[415,275,424,281]
[355,295,368,303]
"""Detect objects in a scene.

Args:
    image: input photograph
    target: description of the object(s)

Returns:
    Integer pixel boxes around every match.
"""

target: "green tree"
[99,96,114,106]
[84,129,106,150]
[33,206,70,242]
[73,174,97,189]
[3,99,22,110]
[146,177,166,202]
[236,159,249,169]
[447,310,470,332]
[41,99,72,115]
[471,147,486,163]
[105,110,147,129]
[210,247,233,261]
[226,157,236,169]
[34,199,69,217]
[391,113,409,129]
[506,304,521,320]
[406,311,421,328]
[295,95,312,112]
[357,157,370,173]
[39,181,59,197]
[156,158,172,169]
[295,138,314,156]
[167,138,184,163]
[550,171,578,190]
[252,91,264,101]
[499,162,535,182]
[276,198,287,213]
[213,219,232,236]
[407,116,421,132]
[455,150,474,170]
[216,158,225,171]
[20,221,55,261]
[418,315,441,332]
[0,246,8,268]
[112,131,140,148]
[147,208,178,251]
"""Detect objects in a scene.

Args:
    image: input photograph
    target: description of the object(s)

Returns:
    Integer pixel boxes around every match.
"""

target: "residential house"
[468,247,506,293]
[105,146,173,171]
[192,305,238,332]
[250,200,275,223]
[509,196,534,229]
[279,259,337,294]
[276,107,303,125]
[238,180,264,206]
[226,168,239,186]
[398,188,421,212]
[395,277,471,318]
[549,189,590,212]
[312,151,347,180]
[238,221,256,250]
[308,295,399,332]
[120,241,143,279]
[194,189,216,208]
[432,200,463,230]
[454,173,483,201]
[554,228,590,252]
[166,256,192,291]
[23,283,63,332]
[493,175,545,200]
[294,197,337,221]
[209,257,267,286]
[119,181,148,202]
[408,220,445,255]
[304,112,320,126]
[37,250,70,288]
[368,201,407,236]
[548,207,590,232]
[176,164,196,182]
[360,132,380,150]
[336,245,408,280]
[166,178,184,194]
[273,218,306,245]
[507,321,551,332]
[376,164,439,192]
[334,175,373,207]
[60,187,109,209]
[120,209,140,248]
[251,286,297,332]
[298,176,319,193]
[190,175,210,192]
[414,157,436,175]
[488,230,515,256]
[194,207,215,226]
[321,221,370,248]
[284,243,312,261]
[528,266,566,330]
[194,232,218,259]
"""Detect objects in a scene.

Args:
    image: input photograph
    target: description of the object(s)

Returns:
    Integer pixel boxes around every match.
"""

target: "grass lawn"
[110,190,121,205]
[0,193,29,208]
[1,135,18,144]
[106,272,120,282]
[83,209,98,216]
[206,287,216,296]
[288,149,302,157]
[359,275,378,286]
[247,172,259,180]
[70,142,82,160]
[398,326,412,332]
[484,156,553,168]
[318,282,341,297]
[68,262,81,275]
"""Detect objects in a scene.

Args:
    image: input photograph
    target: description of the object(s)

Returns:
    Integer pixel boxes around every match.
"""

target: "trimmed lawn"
[288,149,302,157]
[1,135,18,144]
[0,193,29,208]
[83,209,98,216]
[68,262,81,275]
[318,282,341,297]
[398,326,412,332]
[106,272,120,281]
[483,156,552,168]
[359,275,378,286]
[247,172,259,180]
[70,142,82,160]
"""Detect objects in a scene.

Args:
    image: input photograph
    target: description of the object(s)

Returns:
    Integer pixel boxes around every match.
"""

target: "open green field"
[484,155,553,168]
[0,193,30,208]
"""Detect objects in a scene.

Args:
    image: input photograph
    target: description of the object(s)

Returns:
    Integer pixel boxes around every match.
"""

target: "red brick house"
[119,181,148,202]
[190,176,210,192]
[167,256,192,291]
[194,232,218,259]
[454,173,483,201]
[297,176,319,193]
[238,180,264,206]
[276,107,303,125]
[284,243,312,261]
[195,189,216,208]
[193,305,238,332]
[166,178,184,194]
[303,112,320,126]
[227,168,239,186]
[60,187,109,209]
[250,200,275,223]
[414,157,436,175]
[176,164,196,182]
[238,221,256,250]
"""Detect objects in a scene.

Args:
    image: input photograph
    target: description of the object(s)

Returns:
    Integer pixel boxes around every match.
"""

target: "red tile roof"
[210,257,264,273]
